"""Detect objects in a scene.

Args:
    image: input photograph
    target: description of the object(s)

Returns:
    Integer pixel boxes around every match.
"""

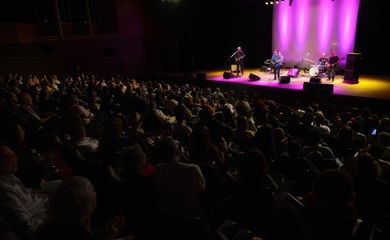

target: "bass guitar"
[326,57,345,69]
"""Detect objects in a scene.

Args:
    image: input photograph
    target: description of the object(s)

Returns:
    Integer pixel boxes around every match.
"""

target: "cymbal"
[304,58,316,63]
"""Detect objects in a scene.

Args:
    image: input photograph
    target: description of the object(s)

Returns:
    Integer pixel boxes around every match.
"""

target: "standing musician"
[231,46,246,76]
[326,50,340,82]
[271,49,284,80]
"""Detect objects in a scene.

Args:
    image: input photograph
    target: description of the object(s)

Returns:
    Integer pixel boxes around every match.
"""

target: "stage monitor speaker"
[249,73,260,81]
[303,82,333,94]
[223,71,232,79]
[279,76,290,84]
[344,69,359,84]
[196,72,207,80]
[309,77,321,84]
[288,68,300,77]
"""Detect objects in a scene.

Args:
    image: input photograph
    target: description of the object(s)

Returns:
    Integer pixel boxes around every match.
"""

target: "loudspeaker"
[309,77,321,84]
[345,52,362,69]
[223,72,232,79]
[288,68,299,77]
[344,52,362,83]
[279,76,290,84]
[344,69,359,84]
[303,82,333,94]
[248,73,260,81]
[196,72,207,80]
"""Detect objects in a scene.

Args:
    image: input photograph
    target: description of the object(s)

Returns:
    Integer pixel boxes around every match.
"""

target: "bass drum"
[309,65,319,77]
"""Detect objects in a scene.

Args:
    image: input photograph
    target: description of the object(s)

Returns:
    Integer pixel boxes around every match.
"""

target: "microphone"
[230,51,238,58]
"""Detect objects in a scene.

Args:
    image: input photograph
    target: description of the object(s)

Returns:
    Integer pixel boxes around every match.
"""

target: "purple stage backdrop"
[272,0,360,68]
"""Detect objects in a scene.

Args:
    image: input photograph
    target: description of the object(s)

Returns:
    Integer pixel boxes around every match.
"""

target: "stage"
[196,68,390,101]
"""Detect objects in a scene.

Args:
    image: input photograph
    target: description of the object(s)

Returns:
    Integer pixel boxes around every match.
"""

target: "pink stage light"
[273,0,360,67]
[318,0,334,53]
[294,0,309,51]
[339,0,360,59]
[274,3,292,51]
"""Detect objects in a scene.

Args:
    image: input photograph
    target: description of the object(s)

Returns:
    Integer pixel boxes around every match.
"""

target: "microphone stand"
[226,51,237,72]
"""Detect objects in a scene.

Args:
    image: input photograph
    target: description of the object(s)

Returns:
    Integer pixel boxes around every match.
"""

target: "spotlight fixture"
[265,0,285,6]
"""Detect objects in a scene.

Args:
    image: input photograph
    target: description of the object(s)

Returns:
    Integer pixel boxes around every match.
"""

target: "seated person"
[318,53,329,73]
[35,176,129,240]
[0,145,50,236]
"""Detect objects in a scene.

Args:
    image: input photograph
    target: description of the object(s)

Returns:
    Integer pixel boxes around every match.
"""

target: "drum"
[309,65,319,77]
[318,64,327,73]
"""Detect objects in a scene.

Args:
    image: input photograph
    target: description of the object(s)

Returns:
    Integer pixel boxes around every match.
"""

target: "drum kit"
[304,59,327,77]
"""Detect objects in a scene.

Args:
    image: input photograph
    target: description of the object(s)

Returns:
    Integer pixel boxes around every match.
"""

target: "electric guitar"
[235,55,244,64]
[326,57,345,69]
[270,59,282,67]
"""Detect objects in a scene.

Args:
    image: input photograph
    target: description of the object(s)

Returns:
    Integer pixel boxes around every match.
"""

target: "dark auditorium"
[1,0,390,239]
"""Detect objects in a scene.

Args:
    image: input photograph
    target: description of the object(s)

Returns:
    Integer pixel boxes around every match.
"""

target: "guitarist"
[271,49,284,80]
[326,50,340,82]
[233,46,246,76]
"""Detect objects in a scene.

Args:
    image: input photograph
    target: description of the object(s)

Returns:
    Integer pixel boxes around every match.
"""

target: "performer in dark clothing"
[232,47,246,77]
[327,51,340,82]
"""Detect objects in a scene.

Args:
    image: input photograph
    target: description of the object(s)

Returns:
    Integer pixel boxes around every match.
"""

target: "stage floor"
[201,68,390,101]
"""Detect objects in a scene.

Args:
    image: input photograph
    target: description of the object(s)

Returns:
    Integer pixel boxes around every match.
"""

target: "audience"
[0,72,389,239]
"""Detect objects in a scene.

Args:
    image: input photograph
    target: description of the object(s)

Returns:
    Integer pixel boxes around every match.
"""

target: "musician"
[318,53,328,70]
[327,51,339,82]
[271,49,284,80]
[232,47,246,76]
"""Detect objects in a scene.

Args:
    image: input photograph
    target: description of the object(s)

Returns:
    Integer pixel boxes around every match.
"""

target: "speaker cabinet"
[309,77,321,84]
[249,73,260,81]
[344,52,362,83]
[279,76,290,84]
[303,82,333,94]
[223,72,232,79]
[196,72,207,80]
[344,70,359,84]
